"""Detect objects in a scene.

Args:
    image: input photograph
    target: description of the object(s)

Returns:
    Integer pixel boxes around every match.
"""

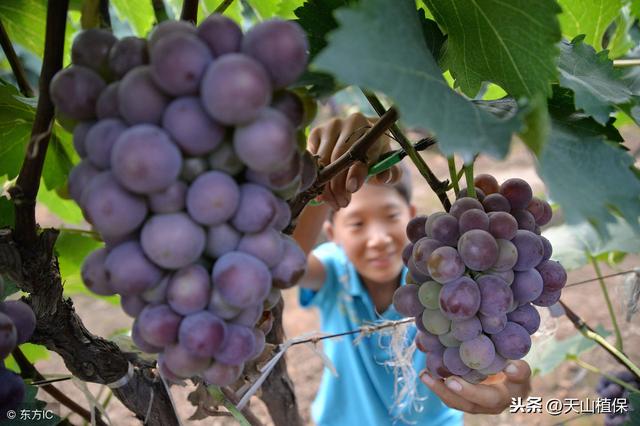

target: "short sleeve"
[298,242,342,312]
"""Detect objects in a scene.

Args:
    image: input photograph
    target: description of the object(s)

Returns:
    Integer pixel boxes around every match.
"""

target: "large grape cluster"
[51,15,314,385]
[596,371,639,426]
[393,174,567,384]
[0,279,37,414]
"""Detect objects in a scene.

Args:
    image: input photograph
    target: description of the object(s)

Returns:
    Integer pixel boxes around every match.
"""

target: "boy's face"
[325,182,416,286]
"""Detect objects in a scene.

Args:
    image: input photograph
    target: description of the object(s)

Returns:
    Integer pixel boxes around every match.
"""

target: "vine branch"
[0,19,34,97]
[214,0,235,14]
[12,347,105,425]
[151,0,169,23]
[98,0,111,28]
[181,0,199,24]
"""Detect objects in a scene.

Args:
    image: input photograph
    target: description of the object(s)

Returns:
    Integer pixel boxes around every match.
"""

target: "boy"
[292,113,532,425]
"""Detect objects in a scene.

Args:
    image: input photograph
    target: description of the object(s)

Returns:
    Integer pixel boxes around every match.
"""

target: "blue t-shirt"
[299,242,463,426]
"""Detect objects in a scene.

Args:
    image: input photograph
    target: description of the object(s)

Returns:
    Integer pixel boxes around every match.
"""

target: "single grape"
[450,316,482,341]
[439,276,481,320]
[458,209,489,233]
[438,330,461,348]
[202,362,244,386]
[456,187,486,201]
[178,311,227,358]
[478,354,507,375]
[511,230,544,271]
[491,321,531,359]
[511,269,544,304]
[417,280,442,310]
[50,65,106,120]
[425,212,446,237]
[511,209,536,231]
[186,171,240,226]
[121,294,147,317]
[96,82,120,119]
[241,19,308,88]
[108,36,149,78]
[531,289,561,307]
[237,228,285,268]
[71,28,117,76]
[457,229,498,271]
[233,108,296,173]
[392,284,422,317]
[111,124,183,194]
[118,66,169,125]
[197,14,243,56]
[231,183,277,233]
[208,141,245,176]
[137,304,182,348]
[148,181,187,214]
[430,213,460,246]
[81,172,148,239]
[131,318,162,353]
[0,301,35,345]
[213,251,271,308]
[84,118,127,169]
[507,303,541,334]
[536,260,567,292]
[492,239,518,272]
[148,20,197,48]
[539,235,553,263]
[449,197,484,219]
[422,309,451,335]
[200,53,272,125]
[411,237,443,275]
[167,264,211,315]
[205,223,241,259]
[487,211,518,240]
[72,120,94,158]
[163,343,211,377]
[81,247,116,296]
[140,213,206,269]
[406,215,428,243]
[443,347,471,375]
[526,197,545,222]
[537,201,553,226]
[474,174,500,195]
[459,334,495,370]
[212,323,256,366]
[150,32,212,96]
[271,235,307,289]
[482,193,511,213]
[500,178,532,210]
[105,241,163,295]
[479,313,508,334]
[426,348,452,379]
[415,331,443,353]
[67,160,100,203]
[476,275,513,316]
[427,246,465,284]
[272,89,305,128]
[402,243,413,265]
[162,97,225,156]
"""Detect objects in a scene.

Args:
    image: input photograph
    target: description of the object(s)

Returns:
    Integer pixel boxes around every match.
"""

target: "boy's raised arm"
[292,202,329,291]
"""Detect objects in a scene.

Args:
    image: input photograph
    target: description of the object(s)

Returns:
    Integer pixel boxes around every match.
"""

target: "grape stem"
[447,157,460,194]
[12,346,106,425]
[463,162,476,198]
[0,19,35,97]
[214,0,235,13]
[362,90,452,211]
[152,0,170,23]
[287,106,400,227]
[559,300,640,381]
[98,0,111,28]
[589,254,624,353]
[567,355,640,394]
[180,0,199,24]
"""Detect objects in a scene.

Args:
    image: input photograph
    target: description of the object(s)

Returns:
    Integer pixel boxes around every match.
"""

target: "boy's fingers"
[315,118,342,167]
[329,169,351,208]
[419,372,477,413]
[345,163,368,193]
[503,360,532,384]
[370,169,392,185]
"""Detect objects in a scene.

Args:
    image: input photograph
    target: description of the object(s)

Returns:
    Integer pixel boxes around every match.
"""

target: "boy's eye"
[348,222,363,228]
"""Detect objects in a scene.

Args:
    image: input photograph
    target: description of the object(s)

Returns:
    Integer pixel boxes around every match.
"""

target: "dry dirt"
[27,129,640,426]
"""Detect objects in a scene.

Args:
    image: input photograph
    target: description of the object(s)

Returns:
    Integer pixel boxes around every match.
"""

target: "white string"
[106,362,134,389]
[70,377,112,426]
[143,386,155,425]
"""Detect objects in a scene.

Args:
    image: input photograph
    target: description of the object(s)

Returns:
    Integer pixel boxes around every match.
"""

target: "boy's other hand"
[419,360,532,415]
[307,112,401,210]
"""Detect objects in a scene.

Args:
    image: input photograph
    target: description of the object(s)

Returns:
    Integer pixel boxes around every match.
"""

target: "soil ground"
[28,129,640,426]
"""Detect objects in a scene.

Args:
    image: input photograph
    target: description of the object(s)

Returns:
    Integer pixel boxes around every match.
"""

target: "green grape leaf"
[111,0,155,37]
[538,89,640,238]
[557,0,623,50]
[606,7,635,59]
[632,0,640,19]
[314,0,522,159]
[557,36,632,125]
[248,0,280,19]
[526,325,610,376]
[518,94,550,156]
[423,0,562,98]
[278,0,305,19]
[0,195,14,228]
[292,70,342,99]
[295,0,354,61]
[543,217,640,270]
[0,1,48,57]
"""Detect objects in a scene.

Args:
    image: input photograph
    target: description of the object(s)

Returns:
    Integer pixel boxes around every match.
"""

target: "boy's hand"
[420,361,532,415]
[307,112,400,210]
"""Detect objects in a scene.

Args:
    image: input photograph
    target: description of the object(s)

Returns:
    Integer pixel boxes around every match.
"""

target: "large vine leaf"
[556,0,623,51]
[538,89,640,237]
[557,36,633,125]
[110,0,155,37]
[295,0,354,61]
[37,183,85,224]
[314,0,522,159]
[423,0,562,98]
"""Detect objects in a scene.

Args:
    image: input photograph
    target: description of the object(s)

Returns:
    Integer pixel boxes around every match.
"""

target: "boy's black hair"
[327,162,413,222]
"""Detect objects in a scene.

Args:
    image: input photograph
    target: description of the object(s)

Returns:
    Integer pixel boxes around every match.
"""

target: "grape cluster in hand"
[393,174,567,384]
[0,280,36,415]
[596,371,639,426]
[52,15,314,386]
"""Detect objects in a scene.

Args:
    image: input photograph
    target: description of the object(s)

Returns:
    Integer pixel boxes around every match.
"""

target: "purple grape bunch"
[52,15,315,386]
[393,174,567,384]
[0,283,37,415]
[596,371,639,426]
